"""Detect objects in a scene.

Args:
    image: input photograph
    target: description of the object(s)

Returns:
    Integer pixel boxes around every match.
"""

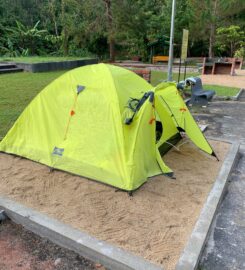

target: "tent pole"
[178,58,182,83]
[184,59,187,80]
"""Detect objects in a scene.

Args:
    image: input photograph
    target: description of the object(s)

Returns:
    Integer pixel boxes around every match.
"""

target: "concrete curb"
[0,196,162,270]
[0,209,7,221]
[239,144,245,152]
[213,88,244,101]
[15,59,98,72]
[206,136,234,144]
[175,142,240,270]
[233,88,244,101]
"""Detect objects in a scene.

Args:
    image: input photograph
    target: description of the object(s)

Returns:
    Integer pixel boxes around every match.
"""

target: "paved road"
[196,101,245,270]
[194,101,245,145]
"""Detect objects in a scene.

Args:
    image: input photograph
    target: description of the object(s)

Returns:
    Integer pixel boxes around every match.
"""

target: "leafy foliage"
[0,0,244,59]
[216,25,245,57]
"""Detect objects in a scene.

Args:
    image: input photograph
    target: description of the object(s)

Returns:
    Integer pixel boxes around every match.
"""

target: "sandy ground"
[0,140,230,270]
[201,69,245,88]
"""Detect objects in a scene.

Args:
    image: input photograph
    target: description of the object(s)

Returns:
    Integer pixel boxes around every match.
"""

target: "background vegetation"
[0,0,244,61]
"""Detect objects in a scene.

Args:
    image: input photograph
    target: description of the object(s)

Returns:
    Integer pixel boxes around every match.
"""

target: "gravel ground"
[0,219,106,270]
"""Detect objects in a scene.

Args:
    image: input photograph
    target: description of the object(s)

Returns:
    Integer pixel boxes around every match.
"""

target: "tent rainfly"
[0,64,217,191]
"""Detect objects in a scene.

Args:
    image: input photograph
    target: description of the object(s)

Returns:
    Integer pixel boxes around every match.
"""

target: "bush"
[234,46,245,58]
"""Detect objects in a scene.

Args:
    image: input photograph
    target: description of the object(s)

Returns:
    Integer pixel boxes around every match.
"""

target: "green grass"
[151,70,240,96]
[150,70,199,86]
[203,84,240,96]
[0,70,66,138]
[0,56,91,63]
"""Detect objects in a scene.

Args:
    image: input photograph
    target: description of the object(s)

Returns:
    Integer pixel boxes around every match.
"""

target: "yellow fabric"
[155,82,214,155]
[154,94,178,148]
[0,64,214,191]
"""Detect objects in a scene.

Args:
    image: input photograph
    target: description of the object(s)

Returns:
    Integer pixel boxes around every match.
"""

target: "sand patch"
[0,140,229,270]
[201,69,245,89]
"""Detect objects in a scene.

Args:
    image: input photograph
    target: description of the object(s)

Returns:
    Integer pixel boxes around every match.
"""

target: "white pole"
[167,0,176,81]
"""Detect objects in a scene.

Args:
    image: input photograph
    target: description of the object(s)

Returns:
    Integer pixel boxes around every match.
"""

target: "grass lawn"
[0,70,66,139]
[150,70,199,86]
[151,70,240,96]
[0,56,92,63]
[0,69,240,139]
[203,84,240,96]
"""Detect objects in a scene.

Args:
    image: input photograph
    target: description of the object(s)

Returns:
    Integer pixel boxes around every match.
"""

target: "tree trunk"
[104,0,115,62]
[61,0,69,56]
[54,21,58,37]
[209,23,215,58]
[230,42,233,57]
[109,36,115,62]
[208,0,218,58]
[63,28,69,56]
[48,0,59,36]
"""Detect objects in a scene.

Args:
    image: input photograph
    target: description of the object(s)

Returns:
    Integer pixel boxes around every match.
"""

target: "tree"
[46,0,60,36]
[0,0,245,59]
[60,0,78,55]
[189,0,245,57]
[216,25,245,56]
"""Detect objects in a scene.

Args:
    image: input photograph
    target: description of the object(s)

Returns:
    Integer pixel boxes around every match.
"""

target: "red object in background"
[70,110,75,116]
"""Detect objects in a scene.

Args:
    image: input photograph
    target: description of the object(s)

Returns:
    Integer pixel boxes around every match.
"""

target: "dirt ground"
[0,220,105,270]
[0,140,230,270]
[201,69,245,88]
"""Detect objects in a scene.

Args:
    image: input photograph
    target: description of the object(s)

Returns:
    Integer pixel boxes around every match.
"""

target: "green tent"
[0,64,216,191]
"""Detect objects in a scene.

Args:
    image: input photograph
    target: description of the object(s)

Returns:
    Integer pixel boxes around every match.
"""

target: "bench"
[152,56,169,64]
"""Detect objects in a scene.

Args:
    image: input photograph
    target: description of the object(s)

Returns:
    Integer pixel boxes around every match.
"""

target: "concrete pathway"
[195,101,245,269]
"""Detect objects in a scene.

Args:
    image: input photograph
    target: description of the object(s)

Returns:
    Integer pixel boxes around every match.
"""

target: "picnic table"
[202,57,243,76]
